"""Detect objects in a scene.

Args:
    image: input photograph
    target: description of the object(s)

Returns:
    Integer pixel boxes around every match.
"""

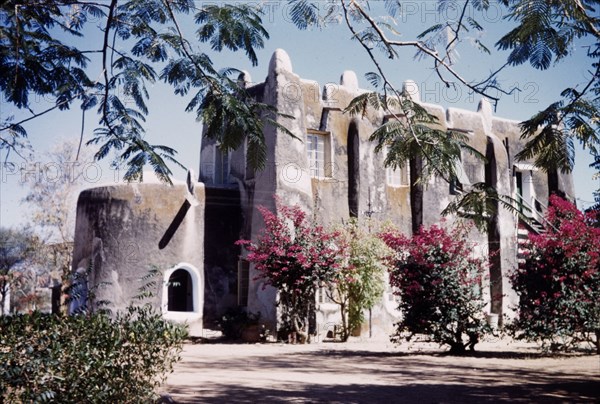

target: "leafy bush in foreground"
[381,224,488,353]
[238,201,344,343]
[510,196,600,353]
[0,305,186,403]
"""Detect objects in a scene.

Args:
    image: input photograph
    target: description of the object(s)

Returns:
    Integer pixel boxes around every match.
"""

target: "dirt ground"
[163,337,599,403]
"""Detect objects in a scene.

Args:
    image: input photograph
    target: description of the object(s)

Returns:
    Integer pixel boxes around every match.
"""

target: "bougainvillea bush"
[381,224,488,353]
[238,201,344,343]
[510,195,600,353]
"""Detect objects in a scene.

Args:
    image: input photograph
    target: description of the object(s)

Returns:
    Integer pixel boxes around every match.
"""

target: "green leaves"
[496,0,596,69]
[1,1,276,182]
[0,306,187,402]
[198,75,296,171]
[334,219,390,339]
[516,83,600,174]
[350,90,484,185]
[0,2,92,109]
[195,4,269,67]
[442,183,532,231]
[287,0,323,30]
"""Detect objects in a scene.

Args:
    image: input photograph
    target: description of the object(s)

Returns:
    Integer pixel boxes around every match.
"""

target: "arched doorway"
[167,269,193,312]
[162,263,203,326]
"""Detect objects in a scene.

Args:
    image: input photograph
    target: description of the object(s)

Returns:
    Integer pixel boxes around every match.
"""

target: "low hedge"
[0,305,186,403]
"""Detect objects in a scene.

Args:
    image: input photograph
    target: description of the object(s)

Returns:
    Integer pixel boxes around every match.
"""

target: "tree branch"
[556,63,600,129]
[342,1,455,185]
[100,0,118,137]
[161,0,218,88]
[349,0,500,105]
[444,0,470,65]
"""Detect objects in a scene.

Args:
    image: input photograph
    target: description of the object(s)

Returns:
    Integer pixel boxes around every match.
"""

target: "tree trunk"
[595,330,600,355]
[0,282,7,315]
[292,315,308,344]
[340,302,348,342]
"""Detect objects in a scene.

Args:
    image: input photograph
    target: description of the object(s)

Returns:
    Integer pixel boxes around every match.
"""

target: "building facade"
[72,49,574,338]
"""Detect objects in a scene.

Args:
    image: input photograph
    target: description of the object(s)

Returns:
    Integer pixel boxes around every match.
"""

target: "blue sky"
[1,1,598,230]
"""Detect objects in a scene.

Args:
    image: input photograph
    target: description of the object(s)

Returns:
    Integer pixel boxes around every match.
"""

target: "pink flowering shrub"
[381,224,487,353]
[510,195,600,353]
[237,200,344,343]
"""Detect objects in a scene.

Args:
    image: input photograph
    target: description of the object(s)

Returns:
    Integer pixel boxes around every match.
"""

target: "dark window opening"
[348,122,360,217]
[516,171,523,213]
[168,269,193,312]
[238,260,249,307]
[449,177,464,195]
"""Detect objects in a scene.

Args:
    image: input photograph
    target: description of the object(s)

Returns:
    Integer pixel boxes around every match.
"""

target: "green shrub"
[0,305,186,403]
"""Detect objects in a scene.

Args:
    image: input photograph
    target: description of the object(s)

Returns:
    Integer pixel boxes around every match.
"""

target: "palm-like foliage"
[497,0,599,69]
[345,85,495,230]
[290,0,600,221]
[345,83,486,184]
[517,87,600,174]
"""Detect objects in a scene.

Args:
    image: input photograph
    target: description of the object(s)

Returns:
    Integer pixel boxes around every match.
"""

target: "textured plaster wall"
[198,48,575,336]
[72,181,205,335]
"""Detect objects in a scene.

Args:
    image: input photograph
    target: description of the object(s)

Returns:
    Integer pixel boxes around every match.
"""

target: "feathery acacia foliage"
[288,0,600,222]
[348,90,484,185]
[2,0,599,196]
[0,0,281,182]
[497,0,600,181]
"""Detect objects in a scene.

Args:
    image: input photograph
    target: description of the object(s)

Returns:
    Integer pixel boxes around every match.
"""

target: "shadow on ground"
[168,380,598,403]
[165,344,600,403]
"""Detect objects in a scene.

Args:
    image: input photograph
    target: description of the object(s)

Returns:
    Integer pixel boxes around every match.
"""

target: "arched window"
[162,263,203,323]
[167,269,193,312]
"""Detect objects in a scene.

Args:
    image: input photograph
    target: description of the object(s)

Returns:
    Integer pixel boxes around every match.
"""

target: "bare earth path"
[164,338,599,403]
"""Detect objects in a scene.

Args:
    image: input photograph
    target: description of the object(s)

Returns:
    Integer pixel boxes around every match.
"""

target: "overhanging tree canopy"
[1,1,598,216]
[0,0,292,182]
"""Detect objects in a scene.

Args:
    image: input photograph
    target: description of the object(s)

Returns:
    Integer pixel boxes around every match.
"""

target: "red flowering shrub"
[238,201,344,343]
[510,195,600,353]
[381,224,487,353]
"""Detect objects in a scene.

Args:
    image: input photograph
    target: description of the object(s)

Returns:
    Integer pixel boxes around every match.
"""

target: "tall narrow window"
[214,146,230,184]
[307,129,331,178]
[348,122,360,217]
[386,165,409,187]
[238,260,250,307]
[513,163,538,217]
[384,148,409,187]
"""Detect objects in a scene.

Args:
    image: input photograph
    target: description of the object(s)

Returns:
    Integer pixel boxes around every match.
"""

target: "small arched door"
[167,268,193,312]
[162,263,203,326]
